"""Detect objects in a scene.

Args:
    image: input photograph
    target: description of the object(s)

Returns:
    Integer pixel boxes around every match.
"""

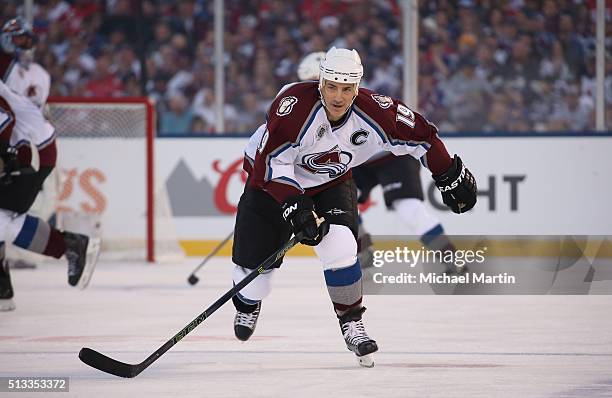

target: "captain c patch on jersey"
[350,129,369,145]
[298,145,353,178]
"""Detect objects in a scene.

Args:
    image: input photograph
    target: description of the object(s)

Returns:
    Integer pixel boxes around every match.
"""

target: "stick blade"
[187,274,199,285]
[79,347,141,378]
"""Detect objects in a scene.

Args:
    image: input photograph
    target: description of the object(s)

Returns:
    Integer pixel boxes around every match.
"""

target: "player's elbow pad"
[432,155,477,214]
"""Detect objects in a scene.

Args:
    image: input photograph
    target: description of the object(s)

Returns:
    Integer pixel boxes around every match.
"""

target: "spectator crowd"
[2,0,611,134]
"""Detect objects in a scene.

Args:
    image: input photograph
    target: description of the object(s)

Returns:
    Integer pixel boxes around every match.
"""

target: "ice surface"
[1,258,612,398]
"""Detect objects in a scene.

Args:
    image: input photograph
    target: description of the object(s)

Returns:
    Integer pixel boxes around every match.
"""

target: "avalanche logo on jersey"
[298,145,353,178]
[371,94,393,109]
[276,96,298,116]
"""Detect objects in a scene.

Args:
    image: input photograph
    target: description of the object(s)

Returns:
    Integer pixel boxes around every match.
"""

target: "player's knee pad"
[232,265,275,301]
[393,198,441,237]
[315,224,357,271]
[0,210,26,244]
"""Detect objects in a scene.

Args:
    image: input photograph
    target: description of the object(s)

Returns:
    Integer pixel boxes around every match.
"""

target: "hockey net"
[42,97,184,262]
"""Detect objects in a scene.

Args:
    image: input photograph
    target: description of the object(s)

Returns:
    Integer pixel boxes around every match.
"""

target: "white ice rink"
[2,258,612,398]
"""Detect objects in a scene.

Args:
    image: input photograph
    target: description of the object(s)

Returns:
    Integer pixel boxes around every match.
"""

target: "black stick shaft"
[189,231,234,276]
[104,234,302,377]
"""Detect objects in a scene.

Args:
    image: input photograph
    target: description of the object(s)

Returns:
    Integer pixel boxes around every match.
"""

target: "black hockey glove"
[433,155,477,214]
[0,143,19,185]
[282,195,329,246]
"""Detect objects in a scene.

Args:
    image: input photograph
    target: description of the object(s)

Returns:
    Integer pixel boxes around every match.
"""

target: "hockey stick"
[79,229,308,378]
[187,231,234,285]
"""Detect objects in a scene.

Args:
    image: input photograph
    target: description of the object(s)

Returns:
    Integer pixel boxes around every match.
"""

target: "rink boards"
[55,135,612,256]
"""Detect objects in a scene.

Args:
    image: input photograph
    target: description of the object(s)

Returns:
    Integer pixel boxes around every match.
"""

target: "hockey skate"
[63,231,101,289]
[339,307,378,368]
[233,301,261,341]
[0,260,16,311]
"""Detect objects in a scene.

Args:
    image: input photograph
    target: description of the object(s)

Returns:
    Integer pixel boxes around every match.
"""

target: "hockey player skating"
[4,26,55,270]
[234,47,477,367]
[0,18,101,312]
[297,52,464,273]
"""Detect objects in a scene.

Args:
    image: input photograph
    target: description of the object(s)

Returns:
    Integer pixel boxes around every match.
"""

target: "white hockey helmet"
[1,17,34,54]
[318,47,363,93]
[297,51,325,81]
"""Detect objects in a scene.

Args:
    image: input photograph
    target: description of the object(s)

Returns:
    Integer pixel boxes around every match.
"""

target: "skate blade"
[0,298,16,312]
[77,238,101,290]
[357,354,374,368]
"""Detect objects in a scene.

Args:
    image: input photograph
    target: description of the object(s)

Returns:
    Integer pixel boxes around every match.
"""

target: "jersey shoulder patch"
[266,81,321,142]
[353,88,398,134]
[276,96,298,116]
[269,81,318,113]
[370,93,393,109]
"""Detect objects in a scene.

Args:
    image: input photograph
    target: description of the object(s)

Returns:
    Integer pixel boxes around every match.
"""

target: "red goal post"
[46,96,177,262]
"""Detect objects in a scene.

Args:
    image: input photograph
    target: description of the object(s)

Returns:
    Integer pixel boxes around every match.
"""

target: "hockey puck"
[187,275,199,285]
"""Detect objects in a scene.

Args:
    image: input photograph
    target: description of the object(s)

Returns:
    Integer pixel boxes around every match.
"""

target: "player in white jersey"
[233,47,477,367]
[6,50,51,109]
[0,17,101,312]
[293,52,464,273]
[4,39,56,270]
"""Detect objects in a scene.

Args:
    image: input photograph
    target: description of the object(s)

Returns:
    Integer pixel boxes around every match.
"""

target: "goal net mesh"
[44,99,184,262]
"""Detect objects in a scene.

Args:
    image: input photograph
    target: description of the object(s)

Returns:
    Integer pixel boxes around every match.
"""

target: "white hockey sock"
[315,225,362,316]
[232,264,275,303]
[393,198,453,250]
[393,198,441,236]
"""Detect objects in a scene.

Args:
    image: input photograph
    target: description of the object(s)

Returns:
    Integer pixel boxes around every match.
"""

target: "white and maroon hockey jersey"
[244,81,452,202]
[6,61,50,109]
[0,49,55,166]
